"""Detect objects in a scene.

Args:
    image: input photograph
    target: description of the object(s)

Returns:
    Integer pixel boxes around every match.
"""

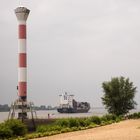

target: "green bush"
[15,137,28,140]
[101,115,112,122]
[4,119,27,136]
[37,125,62,133]
[77,118,89,127]
[55,119,69,127]
[61,127,72,133]
[36,125,48,133]
[0,123,13,139]
[133,112,139,118]
[0,119,27,139]
[71,127,79,131]
[61,127,71,133]
[88,123,98,128]
[68,118,79,128]
[25,133,40,139]
[84,118,91,126]
[100,116,107,123]
[127,112,140,119]
[90,116,101,125]
[104,114,117,121]
[101,114,123,124]
[116,115,123,122]
[55,118,80,128]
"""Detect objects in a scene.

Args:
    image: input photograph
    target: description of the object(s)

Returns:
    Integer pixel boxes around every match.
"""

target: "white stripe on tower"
[15,7,30,101]
[18,39,26,53]
[18,68,27,82]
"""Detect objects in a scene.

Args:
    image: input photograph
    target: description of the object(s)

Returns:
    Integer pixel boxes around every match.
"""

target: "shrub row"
[126,112,140,119]
[36,114,123,133]
[16,114,122,140]
[3,112,140,140]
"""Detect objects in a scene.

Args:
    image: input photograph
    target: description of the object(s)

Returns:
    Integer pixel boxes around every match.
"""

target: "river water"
[0,108,139,122]
[0,108,106,122]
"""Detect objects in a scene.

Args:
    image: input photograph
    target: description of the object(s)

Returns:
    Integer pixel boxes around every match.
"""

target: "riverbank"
[32,119,140,140]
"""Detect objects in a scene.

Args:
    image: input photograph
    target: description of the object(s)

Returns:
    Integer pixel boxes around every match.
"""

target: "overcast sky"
[0,0,140,108]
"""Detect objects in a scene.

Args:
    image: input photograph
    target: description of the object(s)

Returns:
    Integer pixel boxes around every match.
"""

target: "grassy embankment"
[0,112,140,140]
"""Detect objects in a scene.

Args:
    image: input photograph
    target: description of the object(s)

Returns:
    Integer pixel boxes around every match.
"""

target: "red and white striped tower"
[8,7,37,120]
[15,7,30,101]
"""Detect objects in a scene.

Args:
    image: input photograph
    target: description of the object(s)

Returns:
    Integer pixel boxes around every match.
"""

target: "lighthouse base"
[8,99,37,122]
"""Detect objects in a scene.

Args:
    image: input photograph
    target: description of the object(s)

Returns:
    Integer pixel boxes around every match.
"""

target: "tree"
[102,76,137,116]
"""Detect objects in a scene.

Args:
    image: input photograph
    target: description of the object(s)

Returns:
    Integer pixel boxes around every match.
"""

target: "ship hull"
[57,108,90,113]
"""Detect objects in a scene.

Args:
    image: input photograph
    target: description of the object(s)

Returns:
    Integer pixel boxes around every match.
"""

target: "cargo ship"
[57,92,90,113]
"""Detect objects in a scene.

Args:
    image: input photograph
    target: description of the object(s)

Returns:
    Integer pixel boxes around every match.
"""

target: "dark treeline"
[34,105,57,111]
[0,104,10,112]
[0,104,57,112]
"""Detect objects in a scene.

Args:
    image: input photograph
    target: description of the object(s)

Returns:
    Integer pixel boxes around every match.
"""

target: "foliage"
[1,114,125,140]
[0,119,27,139]
[77,118,90,127]
[37,125,62,133]
[37,114,122,134]
[101,114,118,122]
[55,119,69,127]
[0,123,13,139]
[60,127,71,133]
[68,118,80,127]
[4,119,27,136]
[90,116,101,125]
[102,76,137,116]
[127,112,140,119]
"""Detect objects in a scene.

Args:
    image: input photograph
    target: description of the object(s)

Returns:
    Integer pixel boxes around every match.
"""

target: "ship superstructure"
[57,92,90,113]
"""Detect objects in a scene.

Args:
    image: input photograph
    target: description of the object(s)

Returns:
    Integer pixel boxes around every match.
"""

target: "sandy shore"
[32,119,140,140]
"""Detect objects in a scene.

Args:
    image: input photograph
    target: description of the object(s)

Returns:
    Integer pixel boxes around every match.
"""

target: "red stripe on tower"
[19,53,26,67]
[18,82,27,97]
[19,25,26,39]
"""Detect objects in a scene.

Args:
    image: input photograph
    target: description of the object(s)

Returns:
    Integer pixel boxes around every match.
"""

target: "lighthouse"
[8,6,36,128]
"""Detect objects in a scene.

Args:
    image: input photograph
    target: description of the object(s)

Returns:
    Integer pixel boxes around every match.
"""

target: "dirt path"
[32,119,140,140]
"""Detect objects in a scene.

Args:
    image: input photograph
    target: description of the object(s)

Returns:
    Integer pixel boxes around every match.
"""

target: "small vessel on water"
[57,92,90,113]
